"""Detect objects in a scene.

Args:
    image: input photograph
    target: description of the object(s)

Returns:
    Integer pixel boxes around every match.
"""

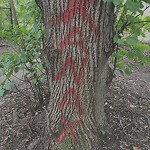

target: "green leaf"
[5,61,11,69]
[124,68,131,76]
[3,90,10,96]
[114,34,118,42]
[114,35,124,44]
[40,75,47,83]
[14,66,20,73]
[103,0,113,2]
[20,26,28,34]
[13,60,20,66]
[20,52,27,62]
[113,0,122,5]
[0,89,5,97]
[32,78,37,84]
[117,61,126,69]
[6,69,13,79]
[11,80,15,87]
[0,81,5,87]
[5,83,11,90]
[126,36,138,46]
[35,30,42,39]
[127,51,135,60]
[117,39,124,44]
[125,0,143,13]
[0,69,4,76]
[136,42,150,51]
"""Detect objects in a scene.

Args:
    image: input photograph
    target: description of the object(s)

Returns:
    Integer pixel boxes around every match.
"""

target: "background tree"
[9,0,18,26]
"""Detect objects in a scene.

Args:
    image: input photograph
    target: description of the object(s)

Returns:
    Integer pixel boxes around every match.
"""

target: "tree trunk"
[9,0,19,26]
[36,0,114,149]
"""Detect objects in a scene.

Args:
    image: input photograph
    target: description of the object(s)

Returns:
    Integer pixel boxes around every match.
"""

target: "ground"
[103,66,150,150]
[0,40,150,150]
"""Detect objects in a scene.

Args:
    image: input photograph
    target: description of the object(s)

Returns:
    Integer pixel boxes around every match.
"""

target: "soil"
[0,40,150,150]
[103,66,150,150]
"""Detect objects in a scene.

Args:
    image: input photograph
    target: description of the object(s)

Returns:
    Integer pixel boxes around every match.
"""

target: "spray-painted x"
[57,117,82,142]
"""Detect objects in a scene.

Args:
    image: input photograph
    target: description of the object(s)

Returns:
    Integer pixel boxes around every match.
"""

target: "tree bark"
[9,0,19,26]
[36,0,114,149]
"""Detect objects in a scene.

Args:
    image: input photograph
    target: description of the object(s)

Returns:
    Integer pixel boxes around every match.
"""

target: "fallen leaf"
[130,104,136,108]
[133,146,139,150]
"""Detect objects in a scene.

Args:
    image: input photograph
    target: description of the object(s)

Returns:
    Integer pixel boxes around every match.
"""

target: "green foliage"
[103,0,123,6]
[0,3,11,33]
[0,0,40,35]
[103,0,150,6]
[0,0,46,97]
[0,0,150,97]
[104,0,150,75]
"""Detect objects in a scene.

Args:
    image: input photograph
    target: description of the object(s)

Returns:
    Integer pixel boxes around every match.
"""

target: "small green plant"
[0,0,47,104]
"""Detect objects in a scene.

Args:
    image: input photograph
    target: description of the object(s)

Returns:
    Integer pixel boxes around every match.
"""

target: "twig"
[4,73,29,98]
[128,23,146,37]
[114,112,127,136]
[11,74,25,82]
[135,5,150,18]
[129,20,150,24]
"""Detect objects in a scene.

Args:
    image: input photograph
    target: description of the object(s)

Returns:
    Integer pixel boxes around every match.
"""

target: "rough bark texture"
[36,0,114,149]
[9,0,19,26]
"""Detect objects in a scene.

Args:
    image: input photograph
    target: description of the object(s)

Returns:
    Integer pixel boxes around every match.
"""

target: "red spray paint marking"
[50,0,99,142]
[55,57,86,85]
[59,87,84,116]
[55,27,89,85]
[58,27,89,58]
[57,117,82,142]
[47,0,99,36]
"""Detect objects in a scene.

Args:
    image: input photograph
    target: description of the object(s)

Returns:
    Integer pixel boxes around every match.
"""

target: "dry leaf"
[133,146,139,150]
[130,104,136,108]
